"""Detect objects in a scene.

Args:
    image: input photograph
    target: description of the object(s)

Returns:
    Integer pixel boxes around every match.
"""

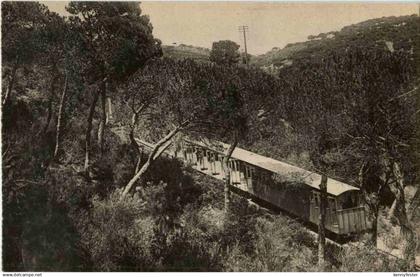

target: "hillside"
[250,14,419,159]
[160,15,419,73]
[162,44,210,62]
[252,14,419,73]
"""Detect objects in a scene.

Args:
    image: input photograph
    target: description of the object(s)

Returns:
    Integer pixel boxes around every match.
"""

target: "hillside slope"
[252,14,419,73]
[162,44,210,62]
[160,15,419,72]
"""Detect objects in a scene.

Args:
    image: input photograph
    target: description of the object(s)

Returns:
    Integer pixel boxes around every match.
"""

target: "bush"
[223,215,317,272]
[3,177,84,271]
[80,189,155,271]
[146,199,227,271]
[338,243,408,271]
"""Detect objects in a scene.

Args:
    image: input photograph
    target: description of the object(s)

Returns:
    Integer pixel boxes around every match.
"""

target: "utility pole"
[238,25,249,68]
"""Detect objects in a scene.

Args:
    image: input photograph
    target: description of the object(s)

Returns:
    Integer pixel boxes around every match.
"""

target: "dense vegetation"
[2,2,419,272]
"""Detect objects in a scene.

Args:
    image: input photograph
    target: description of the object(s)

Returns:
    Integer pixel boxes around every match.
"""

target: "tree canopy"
[209,40,241,66]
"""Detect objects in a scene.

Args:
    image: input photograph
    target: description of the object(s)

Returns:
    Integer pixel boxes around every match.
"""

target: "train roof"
[188,139,360,196]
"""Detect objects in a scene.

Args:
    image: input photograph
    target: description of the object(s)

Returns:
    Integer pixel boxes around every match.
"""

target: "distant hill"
[251,14,419,74]
[160,15,419,72]
[249,43,308,73]
[162,44,210,62]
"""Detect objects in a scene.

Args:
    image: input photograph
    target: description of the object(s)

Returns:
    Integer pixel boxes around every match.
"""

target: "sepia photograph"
[1,0,420,273]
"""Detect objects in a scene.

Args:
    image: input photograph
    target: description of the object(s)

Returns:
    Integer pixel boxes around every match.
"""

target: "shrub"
[223,215,317,272]
[80,189,154,271]
[338,243,408,271]
[3,177,84,271]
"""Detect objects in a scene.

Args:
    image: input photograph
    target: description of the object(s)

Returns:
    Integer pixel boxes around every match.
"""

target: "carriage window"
[253,170,259,181]
[313,193,319,207]
[351,194,358,206]
[342,193,357,209]
[196,149,203,161]
[328,197,336,211]
[245,165,253,178]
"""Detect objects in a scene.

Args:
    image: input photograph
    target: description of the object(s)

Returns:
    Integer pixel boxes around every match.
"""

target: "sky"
[44,1,419,55]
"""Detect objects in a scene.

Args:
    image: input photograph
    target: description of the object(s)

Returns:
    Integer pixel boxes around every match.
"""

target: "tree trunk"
[135,154,143,174]
[388,198,397,221]
[370,205,380,247]
[408,187,419,220]
[106,97,113,124]
[359,162,383,247]
[129,112,142,175]
[53,72,69,159]
[222,134,238,214]
[97,82,107,154]
[365,196,381,246]
[3,59,19,106]
[128,102,151,176]
[130,134,143,175]
[389,161,418,271]
[42,71,59,135]
[84,89,101,171]
[318,174,328,269]
[121,122,189,198]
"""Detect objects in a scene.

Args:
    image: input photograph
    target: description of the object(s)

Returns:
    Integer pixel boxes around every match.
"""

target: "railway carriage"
[136,137,369,236]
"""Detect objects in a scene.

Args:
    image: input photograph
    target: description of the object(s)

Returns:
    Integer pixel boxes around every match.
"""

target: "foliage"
[66,1,162,82]
[338,243,408,271]
[209,40,240,66]
[1,2,50,66]
[253,15,419,69]
[223,216,317,272]
[79,190,154,271]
